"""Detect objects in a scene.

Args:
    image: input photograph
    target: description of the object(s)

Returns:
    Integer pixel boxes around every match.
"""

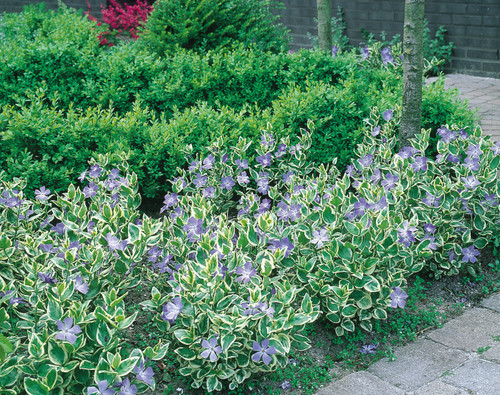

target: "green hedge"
[0,4,478,200]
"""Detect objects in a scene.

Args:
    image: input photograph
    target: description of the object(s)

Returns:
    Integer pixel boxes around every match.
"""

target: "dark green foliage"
[0,5,478,200]
[138,0,289,54]
[423,21,454,76]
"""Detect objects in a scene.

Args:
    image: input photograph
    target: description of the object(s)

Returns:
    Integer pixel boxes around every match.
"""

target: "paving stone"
[411,379,470,395]
[442,359,500,395]
[367,338,468,392]
[481,343,500,363]
[480,292,500,312]
[314,371,405,395]
[427,308,500,352]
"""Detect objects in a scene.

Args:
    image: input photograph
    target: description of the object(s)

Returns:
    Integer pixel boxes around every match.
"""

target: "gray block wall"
[0,0,102,17]
[278,0,500,78]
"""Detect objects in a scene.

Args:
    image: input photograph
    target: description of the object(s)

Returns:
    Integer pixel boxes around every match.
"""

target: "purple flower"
[74,276,89,294]
[89,164,102,179]
[38,272,57,284]
[202,154,215,170]
[242,299,261,316]
[104,233,127,251]
[202,186,216,198]
[371,126,381,136]
[382,109,393,121]
[462,245,480,263]
[458,129,469,139]
[259,302,275,318]
[183,217,203,236]
[437,127,456,143]
[117,378,137,395]
[83,182,99,198]
[332,45,339,57]
[78,170,87,182]
[462,175,480,191]
[161,297,183,324]
[381,172,399,191]
[188,161,198,172]
[482,192,498,207]
[87,380,114,395]
[237,171,250,184]
[235,158,248,169]
[160,193,178,213]
[51,222,65,235]
[134,361,154,385]
[288,203,301,221]
[147,246,162,264]
[35,186,51,202]
[257,172,270,195]
[466,143,482,159]
[257,198,272,214]
[56,317,82,344]
[397,221,417,247]
[280,381,292,390]
[423,234,437,250]
[261,133,274,148]
[381,47,394,64]
[193,173,207,188]
[268,237,294,258]
[412,156,428,172]
[422,192,440,207]
[446,154,461,164]
[359,343,378,354]
[361,46,370,60]
[252,339,277,365]
[221,153,229,163]
[275,143,287,159]
[447,250,458,262]
[390,287,408,308]
[221,176,235,191]
[39,243,57,253]
[358,154,374,168]
[491,141,500,155]
[282,171,294,184]
[373,195,387,211]
[201,337,222,362]
[398,146,418,159]
[423,223,436,234]
[256,153,272,167]
[370,169,382,184]
[311,228,329,248]
[464,156,480,171]
[235,262,257,284]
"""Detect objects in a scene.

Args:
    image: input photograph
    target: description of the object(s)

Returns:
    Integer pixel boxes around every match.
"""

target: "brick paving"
[316,293,500,394]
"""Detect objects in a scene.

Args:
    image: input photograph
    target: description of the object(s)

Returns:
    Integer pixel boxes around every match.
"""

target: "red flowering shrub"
[86,0,153,46]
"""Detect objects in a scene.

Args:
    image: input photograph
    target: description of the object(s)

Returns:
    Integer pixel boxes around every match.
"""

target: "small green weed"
[477,346,492,355]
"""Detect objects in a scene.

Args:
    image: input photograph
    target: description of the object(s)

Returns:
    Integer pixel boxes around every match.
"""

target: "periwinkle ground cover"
[1,106,498,393]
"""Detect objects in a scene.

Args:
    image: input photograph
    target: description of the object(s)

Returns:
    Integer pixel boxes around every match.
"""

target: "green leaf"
[341,305,357,318]
[323,206,336,224]
[474,237,488,249]
[288,313,310,327]
[301,293,312,314]
[48,342,68,366]
[206,375,219,393]
[174,347,197,361]
[174,329,194,345]
[361,275,381,293]
[24,378,49,395]
[44,368,57,390]
[128,223,141,244]
[221,334,236,352]
[344,221,360,236]
[338,245,352,261]
[116,356,140,376]
[341,319,355,332]
[372,308,388,320]
[473,216,485,232]
[490,155,499,170]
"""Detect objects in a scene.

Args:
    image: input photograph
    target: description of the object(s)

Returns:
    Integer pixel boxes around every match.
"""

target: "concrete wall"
[279,0,500,78]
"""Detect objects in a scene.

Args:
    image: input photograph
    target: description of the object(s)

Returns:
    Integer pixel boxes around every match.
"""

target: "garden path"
[316,293,500,394]
[428,73,500,142]
[316,73,500,395]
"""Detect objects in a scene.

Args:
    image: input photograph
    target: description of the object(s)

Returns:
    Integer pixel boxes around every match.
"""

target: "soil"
[122,248,500,395]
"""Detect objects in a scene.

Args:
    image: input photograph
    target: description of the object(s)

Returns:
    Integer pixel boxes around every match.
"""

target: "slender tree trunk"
[317,0,332,52]
[399,0,425,148]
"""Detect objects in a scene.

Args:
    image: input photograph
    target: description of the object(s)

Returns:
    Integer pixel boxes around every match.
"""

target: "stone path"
[316,293,500,394]
[427,73,500,141]
[315,73,500,395]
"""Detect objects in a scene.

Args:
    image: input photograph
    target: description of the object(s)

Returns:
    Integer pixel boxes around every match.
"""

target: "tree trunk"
[317,0,332,52]
[399,0,425,148]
